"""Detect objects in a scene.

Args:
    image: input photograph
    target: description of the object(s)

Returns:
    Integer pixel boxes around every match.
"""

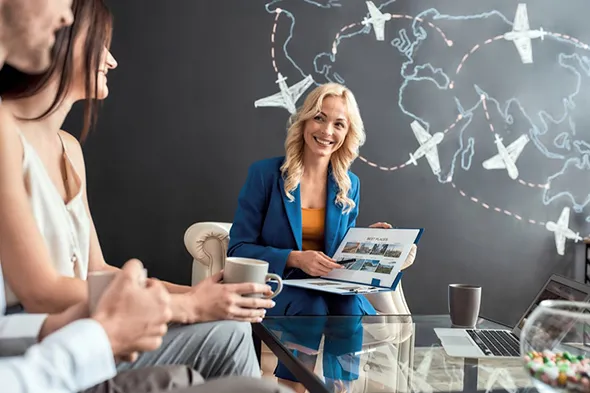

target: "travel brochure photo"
[282,227,423,295]
[338,241,405,274]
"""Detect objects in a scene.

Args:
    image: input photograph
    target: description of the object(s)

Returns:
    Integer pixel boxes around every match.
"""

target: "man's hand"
[287,250,342,277]
[91,259,172,358]
[183,271,276,323]
[116,352,139,363]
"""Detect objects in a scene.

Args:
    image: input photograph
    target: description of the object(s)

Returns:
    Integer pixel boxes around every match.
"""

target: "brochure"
[283,227,423,295]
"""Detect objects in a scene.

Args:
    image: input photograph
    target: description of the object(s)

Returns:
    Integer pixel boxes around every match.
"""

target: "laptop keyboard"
[465,329,521,357]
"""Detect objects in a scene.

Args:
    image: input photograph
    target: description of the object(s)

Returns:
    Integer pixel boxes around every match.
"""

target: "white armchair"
[184,221,416,391]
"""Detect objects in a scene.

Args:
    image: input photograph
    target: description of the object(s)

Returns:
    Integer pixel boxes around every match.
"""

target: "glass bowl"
[520,300,590,393]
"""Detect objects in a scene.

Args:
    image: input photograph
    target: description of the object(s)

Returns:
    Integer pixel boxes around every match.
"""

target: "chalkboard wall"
[65,0,590,325]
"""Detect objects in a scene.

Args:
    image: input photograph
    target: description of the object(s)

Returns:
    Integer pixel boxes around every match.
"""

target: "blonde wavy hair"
[280,82,366,214]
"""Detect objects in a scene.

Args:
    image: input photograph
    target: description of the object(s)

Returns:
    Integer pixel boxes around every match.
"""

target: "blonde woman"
[228,83,400,389]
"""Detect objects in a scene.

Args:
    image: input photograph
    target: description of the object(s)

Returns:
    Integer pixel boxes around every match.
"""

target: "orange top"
[301,208,325,251]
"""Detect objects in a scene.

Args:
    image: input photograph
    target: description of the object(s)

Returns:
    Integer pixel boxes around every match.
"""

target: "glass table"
[252,315,536,393]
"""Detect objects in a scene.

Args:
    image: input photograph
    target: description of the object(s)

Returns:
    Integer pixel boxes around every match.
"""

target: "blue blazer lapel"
[324,172,342,257]
[279,176,302,250]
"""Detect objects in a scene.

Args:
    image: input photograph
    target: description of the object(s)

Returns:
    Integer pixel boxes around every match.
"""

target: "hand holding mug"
[187,272,275,323]
[187,257,283,323]
[90,260,172,358]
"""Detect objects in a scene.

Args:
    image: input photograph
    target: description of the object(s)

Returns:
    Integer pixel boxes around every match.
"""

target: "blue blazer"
[227,156,360,279]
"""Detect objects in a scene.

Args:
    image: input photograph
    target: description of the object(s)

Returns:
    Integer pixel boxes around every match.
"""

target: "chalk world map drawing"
[253,0,590,256]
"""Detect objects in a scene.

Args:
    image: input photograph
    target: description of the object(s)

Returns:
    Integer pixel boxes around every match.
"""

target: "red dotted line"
[332,13,453,56]
[358,156,408,171]
[358,114,463,171]
[451,32,590,88]
[332,23,358,55]
[481,97,495,134]
[389,14,454,46]
[451,182,546,227]
[549,32,589,50]
[267,8,571,236]
[270,9,281,74]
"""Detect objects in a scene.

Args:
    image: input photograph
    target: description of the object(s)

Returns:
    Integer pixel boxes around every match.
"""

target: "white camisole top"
[3,131,91,307]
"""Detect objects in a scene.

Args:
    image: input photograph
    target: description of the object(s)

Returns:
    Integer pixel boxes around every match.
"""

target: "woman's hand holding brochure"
[368,222,393,229]
[287,250,343,276]
[283,227,423,295]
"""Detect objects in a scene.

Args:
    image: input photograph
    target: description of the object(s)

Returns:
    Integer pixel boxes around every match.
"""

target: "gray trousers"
[82,365,293,393]
[116,321,260,379]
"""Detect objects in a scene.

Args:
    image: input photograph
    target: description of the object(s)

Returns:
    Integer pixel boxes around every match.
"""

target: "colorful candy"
[524,351,590,391]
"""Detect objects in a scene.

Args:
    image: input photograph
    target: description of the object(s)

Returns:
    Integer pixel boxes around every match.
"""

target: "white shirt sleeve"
[0,265,47,352]
[0,318,117,393]
[0,313,48,351]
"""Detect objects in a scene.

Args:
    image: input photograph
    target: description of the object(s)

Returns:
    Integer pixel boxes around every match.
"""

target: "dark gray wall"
[66,0,590,326]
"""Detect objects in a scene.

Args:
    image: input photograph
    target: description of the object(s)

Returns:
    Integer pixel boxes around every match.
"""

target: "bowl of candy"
[521,300,590,392]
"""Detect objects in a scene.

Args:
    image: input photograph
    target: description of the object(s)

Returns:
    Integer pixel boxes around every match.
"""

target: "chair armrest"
[184,222,232,285]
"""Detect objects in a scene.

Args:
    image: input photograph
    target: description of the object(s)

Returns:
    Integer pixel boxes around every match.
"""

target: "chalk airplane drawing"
[482,134,529,180]
[546,207,582,256]
[406,120,444,176]
[254,73,314,114]
[503,3,546,64]
[361,1,391,41]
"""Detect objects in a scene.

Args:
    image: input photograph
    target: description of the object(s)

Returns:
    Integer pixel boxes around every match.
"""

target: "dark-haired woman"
[0,0,272,381]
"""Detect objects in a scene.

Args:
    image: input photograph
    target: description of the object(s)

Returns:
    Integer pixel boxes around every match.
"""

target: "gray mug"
[87,268,147,314]
[223,257,283,299]
[449,284,481,328]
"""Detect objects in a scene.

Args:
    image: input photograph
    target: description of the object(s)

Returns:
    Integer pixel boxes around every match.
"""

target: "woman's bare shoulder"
[58,130,86,170]
[58,130,83,154]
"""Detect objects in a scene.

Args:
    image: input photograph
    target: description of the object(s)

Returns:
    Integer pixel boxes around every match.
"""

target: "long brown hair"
[0,0,113,142]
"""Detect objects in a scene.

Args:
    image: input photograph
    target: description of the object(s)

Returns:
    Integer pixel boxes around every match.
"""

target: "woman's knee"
[326,294,375,316]
[281,288,329,316]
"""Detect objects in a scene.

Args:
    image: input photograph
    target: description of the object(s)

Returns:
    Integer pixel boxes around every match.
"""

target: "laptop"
[434,274,590,358]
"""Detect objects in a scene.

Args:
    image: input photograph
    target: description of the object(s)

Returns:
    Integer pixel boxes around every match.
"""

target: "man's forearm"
[169,294,199,324]
[162,281,191,294]
[96,264,120,273]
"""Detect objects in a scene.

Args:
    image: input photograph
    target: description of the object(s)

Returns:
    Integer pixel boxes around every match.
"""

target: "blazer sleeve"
[228,163,292,276]
[346,175,360,229]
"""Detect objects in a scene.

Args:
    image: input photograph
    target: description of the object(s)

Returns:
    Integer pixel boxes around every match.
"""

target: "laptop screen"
[516,279,589,330]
